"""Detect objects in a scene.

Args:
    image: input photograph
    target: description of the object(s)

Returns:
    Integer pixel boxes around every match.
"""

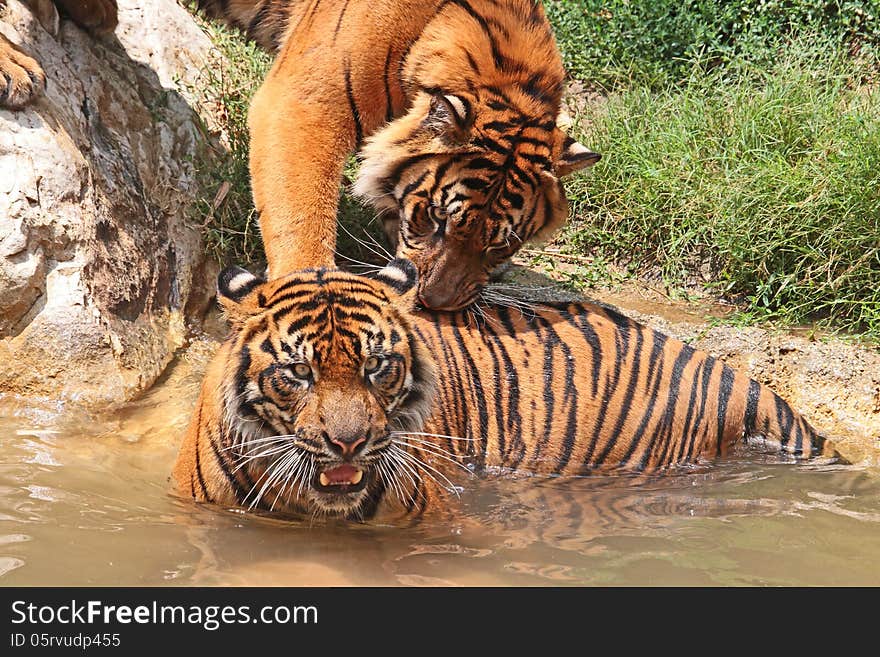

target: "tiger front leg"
[247,61,358,276]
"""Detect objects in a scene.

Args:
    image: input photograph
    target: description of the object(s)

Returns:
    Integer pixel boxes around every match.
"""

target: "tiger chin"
[174,260,843,523]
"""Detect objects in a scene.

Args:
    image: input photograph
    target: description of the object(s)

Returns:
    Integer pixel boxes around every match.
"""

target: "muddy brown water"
[2,325,880,586]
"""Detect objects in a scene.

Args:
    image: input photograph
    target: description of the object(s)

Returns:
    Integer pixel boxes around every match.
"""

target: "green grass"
[184,15,272,266]
[561,39,880,339]
[546,0,880,90]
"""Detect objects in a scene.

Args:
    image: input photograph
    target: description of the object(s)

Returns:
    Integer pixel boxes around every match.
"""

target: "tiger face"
[215,260,436,517]
[354,89,600,311]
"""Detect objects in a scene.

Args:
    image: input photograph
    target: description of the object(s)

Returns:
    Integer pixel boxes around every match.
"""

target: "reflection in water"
[1,352,879,586]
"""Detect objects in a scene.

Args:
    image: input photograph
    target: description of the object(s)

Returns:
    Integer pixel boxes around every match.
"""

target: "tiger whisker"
[345,263,383,274]
[391,444,461,497]
[285,456,311,506]
[358,221,394,259]
[384,451,425,506]
[378,456,412,505]
[230,444,294,472]
[334,250,382,270]
[224,434,296,452]
[390,430,475,442]
[243,442,309,510]
[268,450,304,511]
[474,300,503,328]
[465,306,477,328]
[390,435,466,459]
[392,436,462,458]
[243,448,291,509]
[338,222,390,263]
[392,440,472,474]
[482,289,535,310]
[487,283,555,292]
[479,290,534,320]
[296,459,315,499]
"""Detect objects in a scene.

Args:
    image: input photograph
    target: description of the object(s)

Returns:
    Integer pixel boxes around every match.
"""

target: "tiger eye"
[364,356,380,373]
[292,363,311,378]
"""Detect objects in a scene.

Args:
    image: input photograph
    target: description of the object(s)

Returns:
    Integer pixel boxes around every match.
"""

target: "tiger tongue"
[320,464,363,486]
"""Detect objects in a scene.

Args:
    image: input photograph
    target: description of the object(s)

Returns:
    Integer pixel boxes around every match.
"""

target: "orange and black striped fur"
[0,0,117,108]
[173,261,837,522]
[195,0,599,309]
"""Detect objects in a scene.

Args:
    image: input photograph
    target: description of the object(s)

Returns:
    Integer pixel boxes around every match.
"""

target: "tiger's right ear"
[217,266,266,327]
[373,258,419,308]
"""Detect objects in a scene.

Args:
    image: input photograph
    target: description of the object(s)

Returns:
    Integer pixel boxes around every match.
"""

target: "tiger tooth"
[319,472,330,487]
[351,469,363,485]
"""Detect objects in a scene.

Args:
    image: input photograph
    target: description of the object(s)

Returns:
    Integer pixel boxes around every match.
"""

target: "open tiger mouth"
[314,464,367,493]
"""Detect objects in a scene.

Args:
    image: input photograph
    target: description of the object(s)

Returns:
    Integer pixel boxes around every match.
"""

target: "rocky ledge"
[0,0,218,406]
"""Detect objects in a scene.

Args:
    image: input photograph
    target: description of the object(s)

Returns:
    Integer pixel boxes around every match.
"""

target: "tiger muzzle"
[415,248,483,311]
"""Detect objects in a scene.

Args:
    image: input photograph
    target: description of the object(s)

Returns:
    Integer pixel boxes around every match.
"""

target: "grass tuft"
[562,38,880,338]
[184,13,272,266]
[546,0,880,90]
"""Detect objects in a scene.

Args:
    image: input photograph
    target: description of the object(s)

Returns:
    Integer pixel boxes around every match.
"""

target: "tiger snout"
[414,248,486,311]
[309,387,387,460]
[324,432,367,459]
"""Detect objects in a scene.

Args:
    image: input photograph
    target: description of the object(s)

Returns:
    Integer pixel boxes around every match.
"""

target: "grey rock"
[0,0,218,406]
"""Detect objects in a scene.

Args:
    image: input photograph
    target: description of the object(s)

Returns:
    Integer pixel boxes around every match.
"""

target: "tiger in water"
[172,261,838,522]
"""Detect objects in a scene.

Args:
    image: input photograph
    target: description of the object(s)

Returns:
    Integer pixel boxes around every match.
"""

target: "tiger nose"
[326,434,367,458]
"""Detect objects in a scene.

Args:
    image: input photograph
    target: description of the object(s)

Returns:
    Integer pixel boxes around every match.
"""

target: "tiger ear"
[424,92,472,140]
[373,258,419,308]
[556,134,601,178]
[217,266,266,327]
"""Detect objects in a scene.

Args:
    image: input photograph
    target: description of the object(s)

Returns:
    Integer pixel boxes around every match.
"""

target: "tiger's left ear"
[373,258,419,308]
[217,266,266,328]
[424,92,472,141]
[555,134,601,178]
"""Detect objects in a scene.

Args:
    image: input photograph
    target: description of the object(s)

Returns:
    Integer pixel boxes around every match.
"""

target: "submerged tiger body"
[173,262,835,522]
[196,0,599,309]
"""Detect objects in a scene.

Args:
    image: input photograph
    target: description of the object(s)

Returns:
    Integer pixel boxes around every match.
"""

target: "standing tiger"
[172,261,838,522]
[195,0,600,309]
[0,0,117,108]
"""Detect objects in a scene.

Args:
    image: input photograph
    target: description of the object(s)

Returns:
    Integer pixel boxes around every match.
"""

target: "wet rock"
[0,0,218,405]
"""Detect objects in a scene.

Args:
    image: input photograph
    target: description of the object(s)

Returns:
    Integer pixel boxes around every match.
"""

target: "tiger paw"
[54,0,118,35]
[0,34,46,109]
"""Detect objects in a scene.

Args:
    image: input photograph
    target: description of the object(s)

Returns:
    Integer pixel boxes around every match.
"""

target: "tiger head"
[354,89,600,311]
[212,259,436,518]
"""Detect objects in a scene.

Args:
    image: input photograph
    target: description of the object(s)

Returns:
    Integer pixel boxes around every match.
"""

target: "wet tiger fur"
[195,0,600,309]
[172,260,838,522]
[0,0,117,108]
